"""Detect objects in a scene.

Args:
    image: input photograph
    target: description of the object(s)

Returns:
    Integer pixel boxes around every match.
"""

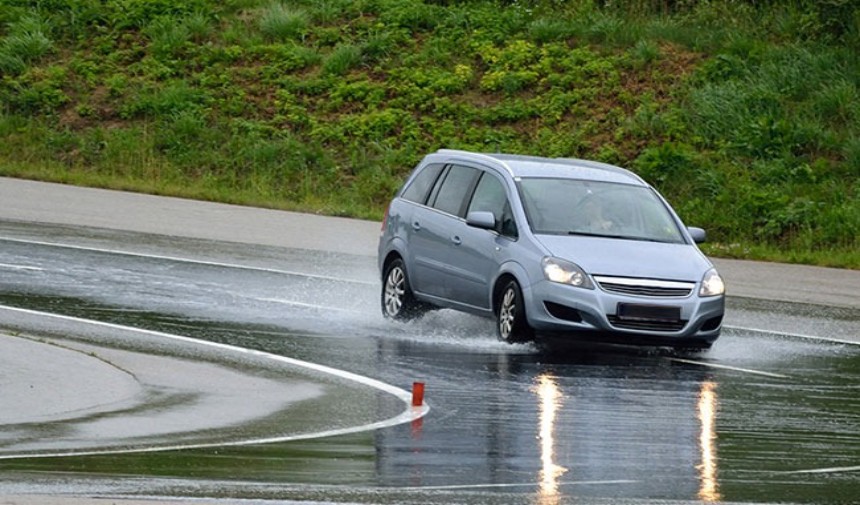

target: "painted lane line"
[397,479,638,491]
[669,357,790,379]
[725,324,860,347]
[0,262,43,271]
[253,297,365,314]
[0,237,376,286]
[782,465,860,475]
[0,304,427,460]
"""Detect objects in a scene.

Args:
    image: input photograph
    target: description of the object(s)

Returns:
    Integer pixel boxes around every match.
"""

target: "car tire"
[382,258,425,321]
[496,280,534,343]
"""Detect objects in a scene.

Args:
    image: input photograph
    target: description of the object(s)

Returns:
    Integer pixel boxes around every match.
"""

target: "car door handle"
[412,221,421,231]
[451,235,462,245]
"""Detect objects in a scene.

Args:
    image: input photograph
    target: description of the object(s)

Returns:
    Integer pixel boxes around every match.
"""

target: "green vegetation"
[0,0,857,267]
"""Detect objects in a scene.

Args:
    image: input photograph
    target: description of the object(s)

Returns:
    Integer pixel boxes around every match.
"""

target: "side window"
[400,163,444,204]
[468,173,507,216]
[430,165,480,217]
[468,173,518,238]
[500,201,518,238]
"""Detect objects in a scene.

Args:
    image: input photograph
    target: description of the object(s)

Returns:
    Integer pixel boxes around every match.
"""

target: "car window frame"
[427,164,482,218]
[465,171,519,240]
[399,163,445,205]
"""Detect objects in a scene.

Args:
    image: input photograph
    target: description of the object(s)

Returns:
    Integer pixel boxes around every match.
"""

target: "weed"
[379,0,441,33]
[259,3,309,42]
[0,0,857,267]
[527,18,571,44]
[322,43,362,75]
[0,15,53,74]
[630,39,660,67]
[145,17,192,60]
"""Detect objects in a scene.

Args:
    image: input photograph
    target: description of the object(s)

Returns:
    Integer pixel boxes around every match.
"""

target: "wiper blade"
[567,231,673,243]
[567,231,627,239]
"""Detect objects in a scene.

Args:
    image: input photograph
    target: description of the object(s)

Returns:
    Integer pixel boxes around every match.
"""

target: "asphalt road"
[2,177,857,309]
[1,177,858,505]
[0,174,857,450]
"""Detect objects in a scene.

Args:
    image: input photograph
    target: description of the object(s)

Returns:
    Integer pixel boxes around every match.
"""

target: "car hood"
[534,234,712,281]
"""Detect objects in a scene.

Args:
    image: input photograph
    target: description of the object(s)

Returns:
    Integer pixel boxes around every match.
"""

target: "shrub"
[633,141,698,189]
[0,66,69,115]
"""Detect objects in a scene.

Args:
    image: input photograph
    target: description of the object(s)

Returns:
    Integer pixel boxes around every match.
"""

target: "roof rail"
[435,149,644,182]
[435,149,516,176]
[557,157,646,183]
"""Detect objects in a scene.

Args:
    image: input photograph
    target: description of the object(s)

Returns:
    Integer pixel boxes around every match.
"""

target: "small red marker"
[412,381,425,406]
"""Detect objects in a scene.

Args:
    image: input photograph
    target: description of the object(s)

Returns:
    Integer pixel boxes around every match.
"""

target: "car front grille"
[594,276,695,298]
[607,316,687,332]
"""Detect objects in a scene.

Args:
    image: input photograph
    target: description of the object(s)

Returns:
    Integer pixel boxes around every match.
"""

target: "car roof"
[430,149,647,186]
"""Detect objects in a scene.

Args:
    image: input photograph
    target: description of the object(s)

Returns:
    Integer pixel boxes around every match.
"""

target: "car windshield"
[517,178,686,243]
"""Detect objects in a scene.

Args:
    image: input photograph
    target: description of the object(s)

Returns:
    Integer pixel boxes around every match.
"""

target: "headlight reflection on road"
[533,374,568,504]
[697,380,721,502]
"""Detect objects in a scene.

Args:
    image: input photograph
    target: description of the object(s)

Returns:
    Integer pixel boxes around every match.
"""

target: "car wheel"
[497,280,534,343]
[382,259,424,321]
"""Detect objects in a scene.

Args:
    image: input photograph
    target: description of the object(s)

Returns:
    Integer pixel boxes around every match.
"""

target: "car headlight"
[542,257,594,289]
[699,268,725,297]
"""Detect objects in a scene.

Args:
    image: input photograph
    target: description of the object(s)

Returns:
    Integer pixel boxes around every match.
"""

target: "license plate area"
[616,303,681,322]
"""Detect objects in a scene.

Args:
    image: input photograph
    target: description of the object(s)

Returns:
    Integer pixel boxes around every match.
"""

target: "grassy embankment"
[0,0,857,267]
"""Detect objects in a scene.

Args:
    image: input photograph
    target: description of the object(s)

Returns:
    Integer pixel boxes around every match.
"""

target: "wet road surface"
[0,217,858,505]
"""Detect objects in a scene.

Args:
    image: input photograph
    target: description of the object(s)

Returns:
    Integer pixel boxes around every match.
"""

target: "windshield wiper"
[567,231,675,243]
[567,231,627,239]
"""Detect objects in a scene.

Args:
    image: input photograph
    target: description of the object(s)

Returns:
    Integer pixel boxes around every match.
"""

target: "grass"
[0,0,857,268]
[259,3,309,42]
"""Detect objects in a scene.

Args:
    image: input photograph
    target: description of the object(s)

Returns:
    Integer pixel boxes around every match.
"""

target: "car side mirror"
[466,211,497,231]
[687,227,706,244]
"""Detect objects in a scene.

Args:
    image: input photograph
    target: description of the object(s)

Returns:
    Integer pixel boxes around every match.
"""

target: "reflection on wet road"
[0,221,858,504]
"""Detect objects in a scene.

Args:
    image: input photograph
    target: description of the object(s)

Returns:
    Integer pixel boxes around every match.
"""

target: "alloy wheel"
[384,266,405,318]
[498,286,517,340]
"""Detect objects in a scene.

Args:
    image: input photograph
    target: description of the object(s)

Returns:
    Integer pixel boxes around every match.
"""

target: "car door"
[446,170,518,309]
[408,164,481,300]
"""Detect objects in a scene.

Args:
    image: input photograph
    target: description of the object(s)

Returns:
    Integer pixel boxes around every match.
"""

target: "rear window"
[400,163,444,204]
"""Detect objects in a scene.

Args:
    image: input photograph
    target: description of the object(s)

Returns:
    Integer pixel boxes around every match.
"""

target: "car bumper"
[524,279,725,346]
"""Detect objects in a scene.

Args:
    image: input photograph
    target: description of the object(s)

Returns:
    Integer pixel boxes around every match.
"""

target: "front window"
[467,173,518,238]
[517,178,685,243]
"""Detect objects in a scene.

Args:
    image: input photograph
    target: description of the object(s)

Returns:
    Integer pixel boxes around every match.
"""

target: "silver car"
[378,150,725,350]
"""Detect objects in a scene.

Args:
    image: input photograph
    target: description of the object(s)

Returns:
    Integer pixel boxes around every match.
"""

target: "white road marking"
[783,465,860,475]
[0,262,43,271]
[725,324,860,347]
[253,297,365,314]
[0,305,427,460]
[668,357,790,379]
[397,479,638,491]
[0,237,376,285]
